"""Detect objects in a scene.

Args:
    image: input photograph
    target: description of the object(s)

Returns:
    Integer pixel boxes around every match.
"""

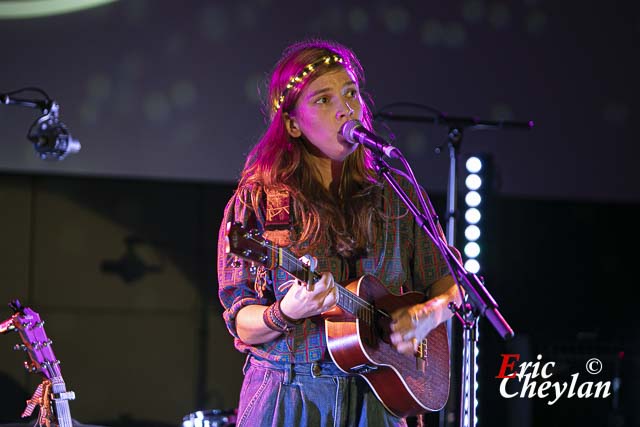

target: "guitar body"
[324,274,450,417]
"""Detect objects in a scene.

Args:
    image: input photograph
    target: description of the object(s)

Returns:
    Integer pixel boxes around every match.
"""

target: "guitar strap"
[263,186,293,247]
[246,186,294,300]
[224,187,293,301]
[262,187,300,354]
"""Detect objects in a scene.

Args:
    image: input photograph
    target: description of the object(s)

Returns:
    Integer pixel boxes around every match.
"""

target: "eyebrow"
[306,80,357,99]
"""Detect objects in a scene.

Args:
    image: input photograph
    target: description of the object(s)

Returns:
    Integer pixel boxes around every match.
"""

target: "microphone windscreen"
[339,119,363,143]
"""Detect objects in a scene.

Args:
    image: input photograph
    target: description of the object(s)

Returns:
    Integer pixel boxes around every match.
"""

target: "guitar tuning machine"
[243,229,258,239]
[228,256,242,268]
[23,361,38,373]
[13,343,27,352]
[42,360,60,368]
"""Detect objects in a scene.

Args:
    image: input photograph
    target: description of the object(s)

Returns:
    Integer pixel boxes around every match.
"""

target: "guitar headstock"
[225,221,276,269]
[1,300,61,380]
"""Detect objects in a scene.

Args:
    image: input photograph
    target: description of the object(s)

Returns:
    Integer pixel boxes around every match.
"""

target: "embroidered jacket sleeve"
[217,187,271,345]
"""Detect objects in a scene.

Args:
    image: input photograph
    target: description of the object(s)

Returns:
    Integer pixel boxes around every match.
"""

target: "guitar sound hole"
[374,310,392,346]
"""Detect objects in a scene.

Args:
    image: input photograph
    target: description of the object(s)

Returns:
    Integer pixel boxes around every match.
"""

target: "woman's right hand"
[279,272,338,321]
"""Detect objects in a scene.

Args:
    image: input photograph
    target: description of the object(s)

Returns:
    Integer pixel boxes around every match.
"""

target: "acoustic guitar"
[225,221,449,417]
[1,300,75,427]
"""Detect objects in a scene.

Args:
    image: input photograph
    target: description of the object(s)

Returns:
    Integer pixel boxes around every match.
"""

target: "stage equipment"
[373,104,531,427]
[182,408,237,427]
[1,87,81,160]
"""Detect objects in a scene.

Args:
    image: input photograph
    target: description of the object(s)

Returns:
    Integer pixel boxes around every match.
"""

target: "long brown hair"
[238,39,382,258]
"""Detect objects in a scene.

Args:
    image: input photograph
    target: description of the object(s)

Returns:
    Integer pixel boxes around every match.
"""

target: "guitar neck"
[226,223,378,321]
[50,376,73,427]
[3,302,76,427]
[276,247,375,319]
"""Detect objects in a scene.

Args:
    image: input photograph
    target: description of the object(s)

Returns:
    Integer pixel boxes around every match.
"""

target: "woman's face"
[285,67,363,162]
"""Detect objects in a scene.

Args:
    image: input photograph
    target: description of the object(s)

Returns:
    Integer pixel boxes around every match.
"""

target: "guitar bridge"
[416,338,428,373]
[350,364,378,374]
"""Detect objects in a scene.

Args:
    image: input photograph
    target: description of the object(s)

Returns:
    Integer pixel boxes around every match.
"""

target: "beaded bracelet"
[262,300,303,333]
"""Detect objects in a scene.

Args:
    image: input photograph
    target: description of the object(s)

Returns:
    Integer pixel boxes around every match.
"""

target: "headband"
[273,54,345,113]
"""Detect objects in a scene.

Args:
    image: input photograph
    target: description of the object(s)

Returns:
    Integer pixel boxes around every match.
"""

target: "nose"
[337,101,355,120]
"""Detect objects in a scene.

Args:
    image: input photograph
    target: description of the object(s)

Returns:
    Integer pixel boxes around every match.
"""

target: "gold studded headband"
[273,54,345,112]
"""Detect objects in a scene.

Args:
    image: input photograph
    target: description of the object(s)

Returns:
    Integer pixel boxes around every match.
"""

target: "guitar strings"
[245,235,391,320]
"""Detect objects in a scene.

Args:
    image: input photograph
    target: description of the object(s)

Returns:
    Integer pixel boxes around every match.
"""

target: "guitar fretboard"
[51,376,73,427]
[276,247,378,325]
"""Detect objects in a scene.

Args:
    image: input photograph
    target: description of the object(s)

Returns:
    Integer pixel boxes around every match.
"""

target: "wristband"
[262,300,303,333]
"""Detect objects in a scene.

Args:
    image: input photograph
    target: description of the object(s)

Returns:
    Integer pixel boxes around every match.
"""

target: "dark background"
[0,1,638,426]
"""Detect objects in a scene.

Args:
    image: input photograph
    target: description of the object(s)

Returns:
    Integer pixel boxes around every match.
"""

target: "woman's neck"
[313,155,344,197]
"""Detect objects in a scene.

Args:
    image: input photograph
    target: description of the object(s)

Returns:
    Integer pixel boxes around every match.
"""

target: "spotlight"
[464,259,480,274]
[466,156,482,173]
[464,225,481,241]
[465,208,481,224]
[464,242,481,258]
[462,154,491,276]
[465,174,482,191]
[465,191,482,207]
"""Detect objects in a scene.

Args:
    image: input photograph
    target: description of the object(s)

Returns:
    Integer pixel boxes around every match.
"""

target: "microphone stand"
[1,93,50,111]
[374,110,528,427]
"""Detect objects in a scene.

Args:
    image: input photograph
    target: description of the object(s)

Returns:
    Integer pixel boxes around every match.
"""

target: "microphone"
[28,101,81,160]
[339,119,400,159]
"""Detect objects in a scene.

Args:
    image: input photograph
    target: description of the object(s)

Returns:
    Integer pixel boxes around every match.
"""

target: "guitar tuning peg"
[36,321,45,328]
[13,343,27,352]
[227,257,242,268]
[226,254,240,268]
[43,339,53,347]
[23,361,37,373]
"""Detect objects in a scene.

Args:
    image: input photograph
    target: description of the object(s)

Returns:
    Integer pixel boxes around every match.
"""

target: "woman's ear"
[284,112,302,138]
